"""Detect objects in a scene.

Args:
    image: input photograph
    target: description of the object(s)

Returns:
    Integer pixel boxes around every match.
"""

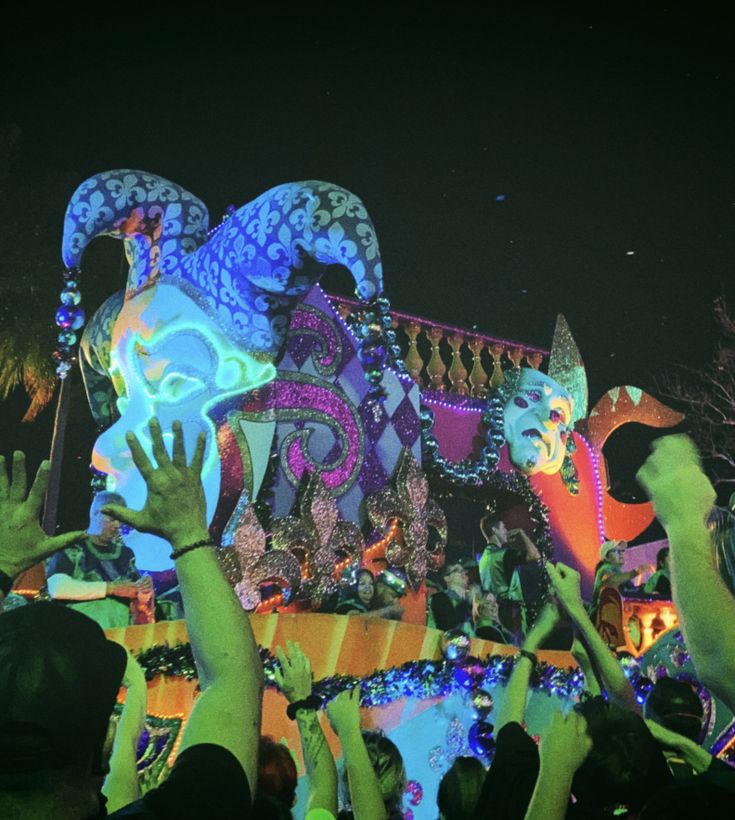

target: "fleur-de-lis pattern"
[218,497,302,611]
[367,448,447,588]
[271,471,364,606]
[63,170,209,291]
[63,171,384,360]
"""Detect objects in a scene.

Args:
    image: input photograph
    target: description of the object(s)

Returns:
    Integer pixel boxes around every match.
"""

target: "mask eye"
[526,390,541,402]
[514,396,529,409]
[158,372,206,403]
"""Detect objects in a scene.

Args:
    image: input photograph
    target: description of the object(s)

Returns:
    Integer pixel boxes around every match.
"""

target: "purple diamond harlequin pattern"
[358,448,389,495]
[272,284,423,524]
[359,393,390,443]
[392,395,420,447]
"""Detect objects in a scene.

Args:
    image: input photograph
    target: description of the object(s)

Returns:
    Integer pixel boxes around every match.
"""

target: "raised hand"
[326,687,362,737]
[539,708,592,773]
[636,435,716,531]
[274,640,314,704]
[545,561,585,618]
[102,419,208,549]
[0,452,86,580]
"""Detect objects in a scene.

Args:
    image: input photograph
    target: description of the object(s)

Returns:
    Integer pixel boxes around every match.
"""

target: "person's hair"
[348,568,376,608]
[656,547,670,571]
[89,491,125,517]
[441,560,464,580]
[356,568,375,583]
[257,736,297,809]
[572,697,672,811]
[436,756,485,819]
[340,730,406,814]
[480,514,502,539]
[644,678,704,742]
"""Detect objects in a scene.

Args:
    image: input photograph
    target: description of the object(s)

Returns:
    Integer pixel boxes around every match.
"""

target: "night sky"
[1,5,733,526]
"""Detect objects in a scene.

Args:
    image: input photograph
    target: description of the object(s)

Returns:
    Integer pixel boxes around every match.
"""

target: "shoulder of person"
[137,743,251,816]
[45,542,84,568]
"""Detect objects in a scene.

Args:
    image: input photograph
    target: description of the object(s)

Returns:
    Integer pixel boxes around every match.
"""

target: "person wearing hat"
[372,568,407,621]
[590,539,648,617]
[45,492,154,629]
[1,420,262,818]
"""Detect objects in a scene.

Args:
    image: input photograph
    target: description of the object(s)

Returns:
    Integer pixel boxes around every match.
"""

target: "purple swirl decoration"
[272,376,363,492]
[286,304,342,375]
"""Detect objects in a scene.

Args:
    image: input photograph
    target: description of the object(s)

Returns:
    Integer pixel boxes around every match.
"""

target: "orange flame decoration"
[221,454,444,611]
[257,520,402,614]
[367,448,447,588]
[217,502,302,611]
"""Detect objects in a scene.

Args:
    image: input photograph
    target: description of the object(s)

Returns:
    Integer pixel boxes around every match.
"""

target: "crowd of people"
[5,455,663,646]
[1,420,734,818]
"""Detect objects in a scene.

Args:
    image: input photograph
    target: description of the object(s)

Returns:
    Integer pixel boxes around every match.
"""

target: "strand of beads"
[53,267,85,379]
[356,294,408,402]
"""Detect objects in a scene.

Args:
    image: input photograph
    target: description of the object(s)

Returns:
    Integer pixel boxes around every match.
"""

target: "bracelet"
[286,694,323,720]
[518,649,539,668]
[169,539,216,560]
[0,570,14,597]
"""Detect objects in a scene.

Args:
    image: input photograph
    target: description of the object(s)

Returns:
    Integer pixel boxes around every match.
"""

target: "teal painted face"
[92,283,276,570]
[503,369,573,475]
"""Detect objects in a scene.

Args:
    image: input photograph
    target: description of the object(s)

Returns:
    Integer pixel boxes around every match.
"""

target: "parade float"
[36,170,732,815]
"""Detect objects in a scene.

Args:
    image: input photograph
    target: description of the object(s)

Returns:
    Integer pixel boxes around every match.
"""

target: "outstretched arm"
[103,419,262,794]
[327,688,386,820]
[0,451,85,602]
[546,561,639,713]
[274,641,337,817]
[496,603,561,732]
[46,574,148,601]
[598,566,646,589]
[644,719,714,775]
[103,650,148,812]
[637,435,735,713]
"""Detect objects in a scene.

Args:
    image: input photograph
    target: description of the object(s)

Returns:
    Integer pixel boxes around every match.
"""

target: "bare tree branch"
[657,298,735,488]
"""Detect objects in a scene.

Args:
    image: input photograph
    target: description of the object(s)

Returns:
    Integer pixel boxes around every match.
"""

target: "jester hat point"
[63,169,384,372]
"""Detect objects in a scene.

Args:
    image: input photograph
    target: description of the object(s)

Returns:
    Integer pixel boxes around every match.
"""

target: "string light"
[575,432,605,543]
[422,393,484,414]
[256,593,285,613]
